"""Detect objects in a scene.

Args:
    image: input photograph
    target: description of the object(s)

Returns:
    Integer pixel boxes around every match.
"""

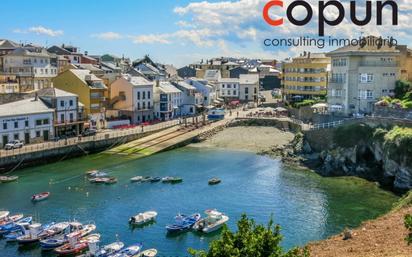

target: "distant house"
[185,78,216,106]
[229,66,249,78]
[133,55,167,81]
[53,69,108,129]
[177,66,196,78]
[218,78,240,101]
[204,70,221,82]
[239,74,260,102]
[47,44,82,65]
[173,81,202,116]
[110,75,154,124]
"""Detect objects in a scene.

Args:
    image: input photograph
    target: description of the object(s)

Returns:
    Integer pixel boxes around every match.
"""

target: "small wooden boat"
[193,210,229,234]
[0,176,19,183]
[0,216,32,234]
[130,176,143,182]
[150,177,161,183]
[140,176,152,182]
[86,170,108,178]
[110,243,143,257]
[91,240,125,256]
[105,177,118,184]
[0,211,10,220]
[38,222,70,239]
[32,192,50,202]
[208,178,221,185]
[40,222,89,250]
[17,223,43,244]
[137,248,158,257]
[54,233,100,256]
[129,211,157,225]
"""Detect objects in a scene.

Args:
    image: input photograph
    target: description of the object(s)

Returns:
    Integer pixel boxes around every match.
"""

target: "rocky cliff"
[267,124,412,193]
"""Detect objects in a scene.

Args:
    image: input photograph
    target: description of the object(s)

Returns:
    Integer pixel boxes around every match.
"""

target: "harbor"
[0,139,398,256]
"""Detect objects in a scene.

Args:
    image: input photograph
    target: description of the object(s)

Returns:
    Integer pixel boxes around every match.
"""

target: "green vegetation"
[188,214,309,257]
[292,99,324,109]
[383,126,412,160]
[393,190,412,211]
[376,80,412,109]
[333,123,374,147]
[404,214,412,245]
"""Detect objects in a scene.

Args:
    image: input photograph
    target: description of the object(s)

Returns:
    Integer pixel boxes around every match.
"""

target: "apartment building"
[327,38,404,115]
[154,81,182,121]
[282,52,330,101]
[2,46,58,92]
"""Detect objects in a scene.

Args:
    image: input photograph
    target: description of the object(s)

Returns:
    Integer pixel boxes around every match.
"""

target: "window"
[147,91,151,99]
[36,131,41,137]
[69,100,73,106]
[14,134,19,140]
[60,114,64,122]
[60,101,64,107]
[137,92,140,100]
[69,113,74,122]
[3,123,7,130]
[143,102,146,109]
[25,120,29,127]
[137,103,140,110]
[254,88,257,94]
[142,91,146,100]
[359,73,373,83]
[35,120,42,126]
[148,102,151,109]
[245,87,249,94]
[14,121,18,129]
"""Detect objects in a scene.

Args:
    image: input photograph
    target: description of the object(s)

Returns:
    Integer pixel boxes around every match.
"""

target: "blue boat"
[0,216,32,235]
[166,213,201,233]
[39,222,84,250]
[108,243,143,257]
[5,222,53,242]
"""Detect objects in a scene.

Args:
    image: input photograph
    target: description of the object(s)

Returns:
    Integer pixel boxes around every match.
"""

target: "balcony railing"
[359,61,399,67]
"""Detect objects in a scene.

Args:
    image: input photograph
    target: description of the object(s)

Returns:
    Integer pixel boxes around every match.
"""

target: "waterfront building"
[38,88,85,137]
[326,36,408,115]
[2,46,58,92]
[110,75,154,124]
[53,69,108,129]
[239,74,260,102]
[218,78,240,102]
[185,78,217,107]
[282,52,330,102]
[0,39,19,71]
[173,81,202,116]
[132,56,166,81]
[0,97,54,146]
[153,81,182,120]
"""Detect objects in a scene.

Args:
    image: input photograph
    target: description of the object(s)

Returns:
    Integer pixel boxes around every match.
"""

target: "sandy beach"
[191,126,294,152]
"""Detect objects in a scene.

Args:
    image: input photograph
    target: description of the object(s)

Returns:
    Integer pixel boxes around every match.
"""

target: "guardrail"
[0,118,191,158]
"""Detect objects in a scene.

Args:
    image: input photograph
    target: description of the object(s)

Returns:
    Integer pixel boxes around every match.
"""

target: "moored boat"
[130,176,143,182]
[129,211,157,225]
[86,170,108,178]
[54,233,100,256]
[162,177,183,183]
[40,222,87,250]
[105,177,118,184]
[32,192,50,202]
[108,243,143,257]
[140,176,152,182]
[17,223,44,244]
[88,238,125,257]
[193,210,229,233]
[135,248,158,257]
[0,216,32,235]
[208,178,221,185]
[37,222,70,240]
[0,211,9,220]
[0,176,19,183]
[149,177,161,183]
[0,214,24,227]
[166,213,201,233]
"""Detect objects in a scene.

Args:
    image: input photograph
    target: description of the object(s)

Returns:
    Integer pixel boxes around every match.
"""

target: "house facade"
[53,69,108,129]
[327,38,402,115]
[0,97,54,146]
[239,74,260,102]
[110,75,154,124]
[173,81,200,116]
[185,78,216,107]
[218,78,240,102]
[154,82,182,120]
[2,47,58,92]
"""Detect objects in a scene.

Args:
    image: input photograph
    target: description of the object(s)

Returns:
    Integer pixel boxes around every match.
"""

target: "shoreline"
[195,126,410,257]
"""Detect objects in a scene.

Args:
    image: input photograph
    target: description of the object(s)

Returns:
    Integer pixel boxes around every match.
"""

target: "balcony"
[359,61,399,67]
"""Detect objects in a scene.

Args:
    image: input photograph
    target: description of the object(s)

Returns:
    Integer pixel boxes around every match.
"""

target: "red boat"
[0,214,23,226]
[54,241,88,256]
[31,192,50,202]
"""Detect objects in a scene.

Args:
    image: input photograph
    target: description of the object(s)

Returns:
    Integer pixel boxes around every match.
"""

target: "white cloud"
[91,32,122,40]
[13,26,63,37]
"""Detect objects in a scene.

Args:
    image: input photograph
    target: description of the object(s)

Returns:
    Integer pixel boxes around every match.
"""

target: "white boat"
[0,211,9,220]
[138,248,158,257]
[129,211,157,225]
[130,176,143,182]
[193,210,229,233]
[66,224,96,238]
[89,239,125,257]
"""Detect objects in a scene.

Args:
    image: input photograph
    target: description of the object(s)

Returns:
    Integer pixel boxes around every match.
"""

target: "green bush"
[395,80,411,99]
[188,214,309,257]
[334,124,374,147]
[383,126,412,159]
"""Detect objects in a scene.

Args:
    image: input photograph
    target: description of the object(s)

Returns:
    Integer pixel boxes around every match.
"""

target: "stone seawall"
[0,130,158,173]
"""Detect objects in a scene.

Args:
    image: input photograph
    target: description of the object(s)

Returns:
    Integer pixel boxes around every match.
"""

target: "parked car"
[4,140,24,150]
[82,129,97,137]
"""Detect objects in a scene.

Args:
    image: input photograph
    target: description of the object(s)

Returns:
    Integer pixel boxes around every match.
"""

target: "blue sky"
[1,0,411,67]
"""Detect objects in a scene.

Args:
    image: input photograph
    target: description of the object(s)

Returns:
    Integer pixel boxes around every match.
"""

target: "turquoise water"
[0,147,398,257]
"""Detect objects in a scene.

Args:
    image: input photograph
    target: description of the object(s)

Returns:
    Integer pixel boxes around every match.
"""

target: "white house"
[110,75,154,124]
[0,97,54,146]
[218,78,240,101]
[239,74,260,102]
[173,81,200,116]
[185,78,216,106]
[154,81,182,120]
[2,46,58,92]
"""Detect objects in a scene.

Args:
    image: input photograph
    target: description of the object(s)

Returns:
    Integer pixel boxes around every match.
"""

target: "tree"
[188,214,309,257]
[394,80,411,99]
[404,214,412,245]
